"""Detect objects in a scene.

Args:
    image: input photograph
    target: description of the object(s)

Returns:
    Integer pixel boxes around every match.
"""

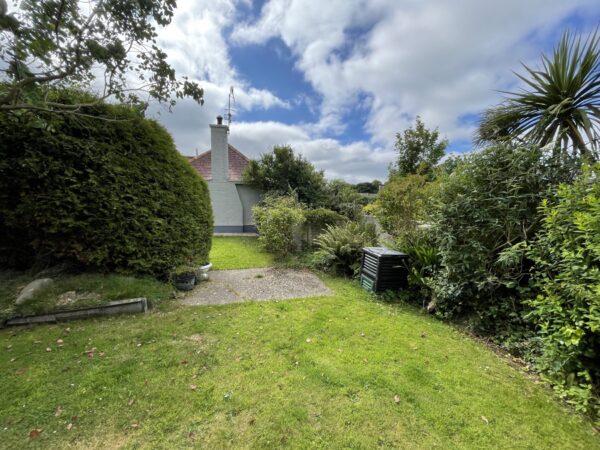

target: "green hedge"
[526,165,600,415]
[0,97,212,276]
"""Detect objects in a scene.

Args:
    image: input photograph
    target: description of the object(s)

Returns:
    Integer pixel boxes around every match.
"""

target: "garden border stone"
[2,298,148,327]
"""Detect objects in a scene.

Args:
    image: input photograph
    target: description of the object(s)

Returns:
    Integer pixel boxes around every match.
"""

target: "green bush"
[525,166,600,415]
[428,144,552,333]
[371,174,433,237]
[396,229,441,304]
[313,221,378,276]
[253,195,305,257]
[0,95,213,276]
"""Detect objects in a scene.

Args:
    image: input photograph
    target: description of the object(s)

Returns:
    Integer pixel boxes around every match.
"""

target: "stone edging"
[2,298,148,328]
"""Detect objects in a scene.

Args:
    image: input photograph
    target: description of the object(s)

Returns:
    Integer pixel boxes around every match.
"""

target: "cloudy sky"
[149,0,600,183]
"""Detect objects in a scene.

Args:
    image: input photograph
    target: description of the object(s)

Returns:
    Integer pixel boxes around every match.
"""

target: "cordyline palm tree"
[477,30,600,161]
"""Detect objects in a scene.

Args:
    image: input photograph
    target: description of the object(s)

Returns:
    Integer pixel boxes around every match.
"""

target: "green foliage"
[0,270,172,322]
[243,145,328,206]
[428,144,552,332]
[253,195,306,258]
[396,230,441,302]
[525,166,600,415]
[0,0,203,114]
[477,30,600,160]
[303,208,345,228]
[323,179,366,220]
[392,116,448,177]
[371,174,433,237]
[313,221,378,276]
[354,180,382,194]
[0,94,213,276]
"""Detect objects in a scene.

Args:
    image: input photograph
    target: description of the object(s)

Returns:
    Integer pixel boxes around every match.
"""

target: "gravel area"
[181,267,332,306]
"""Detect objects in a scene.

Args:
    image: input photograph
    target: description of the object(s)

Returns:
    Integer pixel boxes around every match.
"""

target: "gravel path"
[181,267,332,306]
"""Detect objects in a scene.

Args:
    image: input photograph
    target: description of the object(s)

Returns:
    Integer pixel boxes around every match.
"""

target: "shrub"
[0,95,213,276]
[525,166,600,415]
[313,221,378,276]
[253,195,305,257]
[323,179,366,220]
[428,144,552,333]
[371,173,432,237]
[396,229,441,305]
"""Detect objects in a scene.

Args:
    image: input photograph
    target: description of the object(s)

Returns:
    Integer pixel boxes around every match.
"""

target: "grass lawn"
[0,238,598,448]
[210,236,274,269]
[0,271,172,323]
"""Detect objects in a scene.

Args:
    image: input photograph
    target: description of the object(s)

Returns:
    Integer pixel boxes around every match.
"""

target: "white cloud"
[154,0,599,182]
[233,0,599,147]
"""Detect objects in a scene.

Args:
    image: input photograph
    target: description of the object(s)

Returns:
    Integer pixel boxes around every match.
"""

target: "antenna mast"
[227,86,235,127]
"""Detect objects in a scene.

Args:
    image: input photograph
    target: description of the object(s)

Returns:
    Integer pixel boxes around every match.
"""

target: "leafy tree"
[324,179,365,220]
[392,117,448,177]
[0,0,203,114]
[477,30,600,161]
[243,145,328,206]
[355,180,382,194]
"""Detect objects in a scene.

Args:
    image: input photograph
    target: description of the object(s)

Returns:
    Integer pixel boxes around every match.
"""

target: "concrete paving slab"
[181,267,332,306]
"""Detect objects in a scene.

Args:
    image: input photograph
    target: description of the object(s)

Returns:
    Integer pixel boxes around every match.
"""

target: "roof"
[189,144,250,182]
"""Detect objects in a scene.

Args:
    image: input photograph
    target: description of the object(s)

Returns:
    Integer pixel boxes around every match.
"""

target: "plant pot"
[174,272,196,291]
[195,262,213,283]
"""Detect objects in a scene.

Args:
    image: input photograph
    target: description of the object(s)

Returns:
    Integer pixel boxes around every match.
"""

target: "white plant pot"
[195,262,213,282]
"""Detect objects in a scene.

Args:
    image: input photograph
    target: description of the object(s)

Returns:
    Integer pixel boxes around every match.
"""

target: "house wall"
[208,181,244,233]
[236,184,263,232]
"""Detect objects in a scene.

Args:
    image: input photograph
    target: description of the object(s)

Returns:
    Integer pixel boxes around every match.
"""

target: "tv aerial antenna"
[226,86,236,127]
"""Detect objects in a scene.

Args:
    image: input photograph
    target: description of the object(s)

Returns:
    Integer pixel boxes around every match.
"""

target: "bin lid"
[362,247,408,258]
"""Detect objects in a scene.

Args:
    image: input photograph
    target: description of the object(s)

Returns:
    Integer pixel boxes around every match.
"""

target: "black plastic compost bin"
[360,247,408,292]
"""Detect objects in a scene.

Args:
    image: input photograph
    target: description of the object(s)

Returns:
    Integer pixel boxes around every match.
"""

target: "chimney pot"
[216,115,223,125]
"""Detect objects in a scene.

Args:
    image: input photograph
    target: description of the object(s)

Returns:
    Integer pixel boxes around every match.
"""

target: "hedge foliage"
[428,144,552,332]
[525,166,600,414]
[253,195,305,258]
[0,95,213,276]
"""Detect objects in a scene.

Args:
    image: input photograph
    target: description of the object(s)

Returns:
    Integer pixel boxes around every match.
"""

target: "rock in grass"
[15,278,53,305]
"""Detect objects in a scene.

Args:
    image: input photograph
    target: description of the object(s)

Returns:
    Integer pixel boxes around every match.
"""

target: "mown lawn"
[210,236,274,269]
[0,238,598,449]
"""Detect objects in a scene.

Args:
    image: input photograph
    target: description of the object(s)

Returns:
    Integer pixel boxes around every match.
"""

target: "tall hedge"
[0,97,212,276]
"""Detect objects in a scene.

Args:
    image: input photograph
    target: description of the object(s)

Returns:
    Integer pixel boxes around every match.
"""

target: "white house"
[189,116,262,233]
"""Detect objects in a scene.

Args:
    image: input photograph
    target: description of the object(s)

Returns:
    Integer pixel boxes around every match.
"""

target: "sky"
[149,0,600,183]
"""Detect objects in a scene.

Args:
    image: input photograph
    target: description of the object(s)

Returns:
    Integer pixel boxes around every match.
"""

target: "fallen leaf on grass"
[189,384,197,391]
[29,429,42,439]
[54,406,63,417]
[128,399,135,406]
[480,416,489,424]
[188,432,195,442]
[15,368,26,375]
[130,423,139,429]
[10,358,16,362]
[66,423,73,431]
[394,395,401,404]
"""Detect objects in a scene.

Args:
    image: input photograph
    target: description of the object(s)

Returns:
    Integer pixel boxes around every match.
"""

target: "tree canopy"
[477,30,600,161]
[392,117,448,177]
[243,145,328,206]
[0,0,203,115]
